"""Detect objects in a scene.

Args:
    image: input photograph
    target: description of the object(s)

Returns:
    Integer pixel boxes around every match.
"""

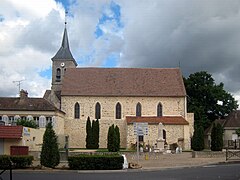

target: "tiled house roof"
[126,116,189,125]
[0,97,58,111]
[0,126,23,139]
[61,68,186,97]
[224,110,240,128]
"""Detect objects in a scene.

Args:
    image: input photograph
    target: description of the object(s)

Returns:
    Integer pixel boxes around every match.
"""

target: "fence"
[226,149,240,161]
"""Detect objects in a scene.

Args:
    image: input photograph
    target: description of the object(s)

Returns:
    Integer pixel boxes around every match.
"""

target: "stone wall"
[192,151,226,158]
[62,96,191,149]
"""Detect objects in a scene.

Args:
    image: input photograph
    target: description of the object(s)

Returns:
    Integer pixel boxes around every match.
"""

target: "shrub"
[92,119,99,149]
[68,154,124,170]
[0,155,33,169]
[86,117,93,149]
[40,123,60,168]
[107,124,121,152]
[211,123,223,151]
[192,125,204,151]
[107,125,114,151]
[0,155,11,169]
[115,125,120,151]
[16,119,37,128]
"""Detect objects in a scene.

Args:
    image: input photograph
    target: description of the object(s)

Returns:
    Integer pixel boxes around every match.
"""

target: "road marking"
[203,165,217,168]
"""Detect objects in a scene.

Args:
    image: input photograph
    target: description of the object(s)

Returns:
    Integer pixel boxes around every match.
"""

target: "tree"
[16,118,37,128]
[107,124,120,152]
[107,125,114,152]
[115,125,120,151]
[191,125,204,151]
[184,71,238,129]
[92,119,99,149]
[86,117,93,149]
[211,123,223,151]
[40,123,60,168]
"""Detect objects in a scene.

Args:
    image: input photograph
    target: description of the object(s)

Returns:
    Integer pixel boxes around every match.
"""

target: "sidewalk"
[131,152,226,170]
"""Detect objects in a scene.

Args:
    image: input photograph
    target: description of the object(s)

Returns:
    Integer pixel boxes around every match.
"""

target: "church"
[0,25,194,154]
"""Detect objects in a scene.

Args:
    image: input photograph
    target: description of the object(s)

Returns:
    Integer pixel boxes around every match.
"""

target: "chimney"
[20,89,28,99]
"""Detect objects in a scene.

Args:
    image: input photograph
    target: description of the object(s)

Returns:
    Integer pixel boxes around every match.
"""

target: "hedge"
[68,154,124,170]
[0,155,33,169]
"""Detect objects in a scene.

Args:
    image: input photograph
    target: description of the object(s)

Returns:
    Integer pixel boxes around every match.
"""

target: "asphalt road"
[1,163,240,180]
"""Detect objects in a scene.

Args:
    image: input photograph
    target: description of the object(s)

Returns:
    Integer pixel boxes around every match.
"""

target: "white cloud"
[1,0,240,108]
[0,0,63,97]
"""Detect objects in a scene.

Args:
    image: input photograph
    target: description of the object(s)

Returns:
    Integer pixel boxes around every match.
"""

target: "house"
[0,90,65,154]
[205,110,240,149]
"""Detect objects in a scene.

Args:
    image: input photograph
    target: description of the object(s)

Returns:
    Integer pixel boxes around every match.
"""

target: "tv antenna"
[13,79,25,94]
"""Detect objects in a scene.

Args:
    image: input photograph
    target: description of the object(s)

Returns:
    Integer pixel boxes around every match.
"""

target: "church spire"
[51,14,77,66]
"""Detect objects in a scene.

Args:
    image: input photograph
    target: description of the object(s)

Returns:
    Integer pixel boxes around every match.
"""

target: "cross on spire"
[65,11,68,27]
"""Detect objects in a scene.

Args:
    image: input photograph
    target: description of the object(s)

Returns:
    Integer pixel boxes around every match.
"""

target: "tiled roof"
[224,110,240,128]
[126,116,189,125]
[61,68,186,97]
[0,126,23,139]
[0,97,58,111]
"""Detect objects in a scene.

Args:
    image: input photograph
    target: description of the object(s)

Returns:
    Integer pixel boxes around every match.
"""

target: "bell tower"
[51,22,77,92]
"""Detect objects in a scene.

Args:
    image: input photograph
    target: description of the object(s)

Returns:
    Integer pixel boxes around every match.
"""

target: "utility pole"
[13,80,25,95]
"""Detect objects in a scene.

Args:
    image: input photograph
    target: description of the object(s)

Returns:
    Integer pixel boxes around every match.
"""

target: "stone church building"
[0,26,194,153]
[44,26,194,150]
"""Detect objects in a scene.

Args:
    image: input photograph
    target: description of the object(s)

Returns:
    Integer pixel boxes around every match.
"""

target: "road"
[1,163,240,180]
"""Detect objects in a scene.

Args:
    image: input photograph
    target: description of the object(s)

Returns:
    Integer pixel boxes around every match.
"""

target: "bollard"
[145,154,149,160]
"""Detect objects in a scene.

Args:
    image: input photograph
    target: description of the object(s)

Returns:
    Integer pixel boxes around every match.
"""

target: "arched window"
[95,102,101,119]
[27,115,33,121]
[136,102,142,117]
[74,102,80,119]
[39,116,46,128]
[56,68,61,82]
[157,103,163,117]
[2,115,8,125]
[116,102,122,119]
[52,116,56,128]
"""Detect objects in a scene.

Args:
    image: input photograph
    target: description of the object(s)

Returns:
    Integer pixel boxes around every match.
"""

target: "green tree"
[107,124,120,152]
[86,117,93,149]
[107,125,115,152]
[92,119,99,149]
[16,119,37,128]
[184,71,238,129]
[115,125,120,151]
[211,123,223,151]
[191,125,204,151]
[40,123,60,168]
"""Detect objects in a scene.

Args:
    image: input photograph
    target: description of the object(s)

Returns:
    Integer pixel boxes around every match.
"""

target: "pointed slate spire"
[52,27,77,65]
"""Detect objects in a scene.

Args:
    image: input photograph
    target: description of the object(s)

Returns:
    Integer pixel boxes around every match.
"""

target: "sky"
[1,0,240,105]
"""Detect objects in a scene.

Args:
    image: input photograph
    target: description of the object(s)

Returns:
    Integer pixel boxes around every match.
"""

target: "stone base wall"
[192,151,226,158]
